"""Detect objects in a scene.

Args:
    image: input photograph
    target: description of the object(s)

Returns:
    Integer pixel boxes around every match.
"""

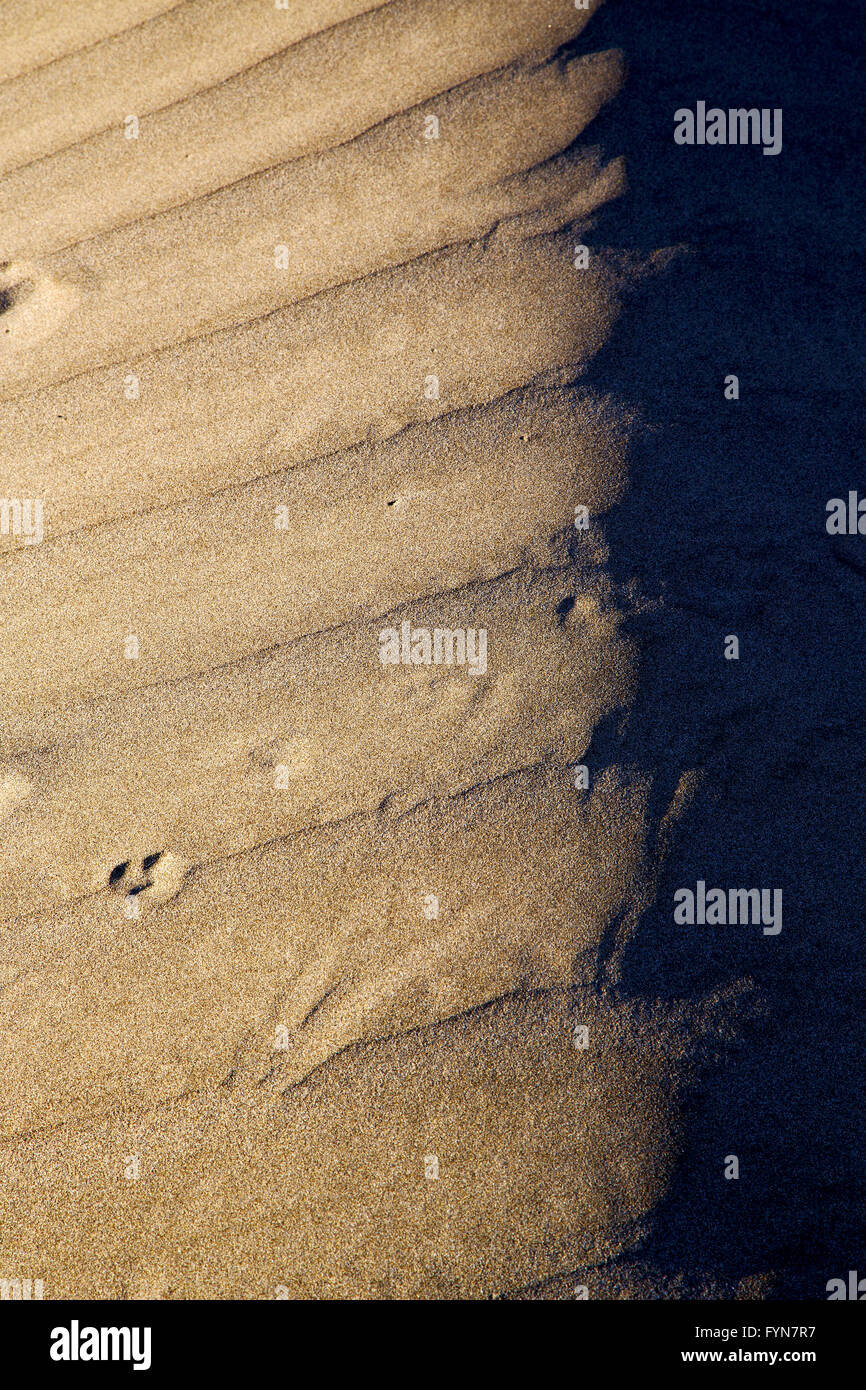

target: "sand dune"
[0,52,625,389]
[0,0,702,1299]
[0,385,629,719]
[0,565,635,913]
[0,229,625,533]
[0,1,390,172]
[0,0,604,256]
[0,764,654,1135]
[0,989,681,1299]
[0,1,182,84]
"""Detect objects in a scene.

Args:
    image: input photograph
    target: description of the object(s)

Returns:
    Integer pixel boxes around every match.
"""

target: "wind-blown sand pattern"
[9,0,843,1303]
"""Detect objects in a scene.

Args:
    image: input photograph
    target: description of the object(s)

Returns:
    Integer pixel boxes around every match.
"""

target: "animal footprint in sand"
[107,851,190,913]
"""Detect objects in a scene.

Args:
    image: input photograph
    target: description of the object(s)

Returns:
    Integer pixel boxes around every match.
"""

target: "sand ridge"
[0,0,607,257]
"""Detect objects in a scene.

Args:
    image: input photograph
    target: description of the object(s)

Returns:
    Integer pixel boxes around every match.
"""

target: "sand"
[0,0,751,1300]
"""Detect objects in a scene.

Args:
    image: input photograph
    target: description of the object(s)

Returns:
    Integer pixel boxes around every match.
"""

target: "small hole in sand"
[108,861,129,887]
[555,595,576,624]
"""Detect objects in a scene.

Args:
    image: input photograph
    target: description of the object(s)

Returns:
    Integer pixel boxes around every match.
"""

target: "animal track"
[108,854,161,896]
[107,851,190,911]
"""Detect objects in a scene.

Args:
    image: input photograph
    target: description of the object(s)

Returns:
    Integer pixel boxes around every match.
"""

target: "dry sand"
[0,0,713,1299]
